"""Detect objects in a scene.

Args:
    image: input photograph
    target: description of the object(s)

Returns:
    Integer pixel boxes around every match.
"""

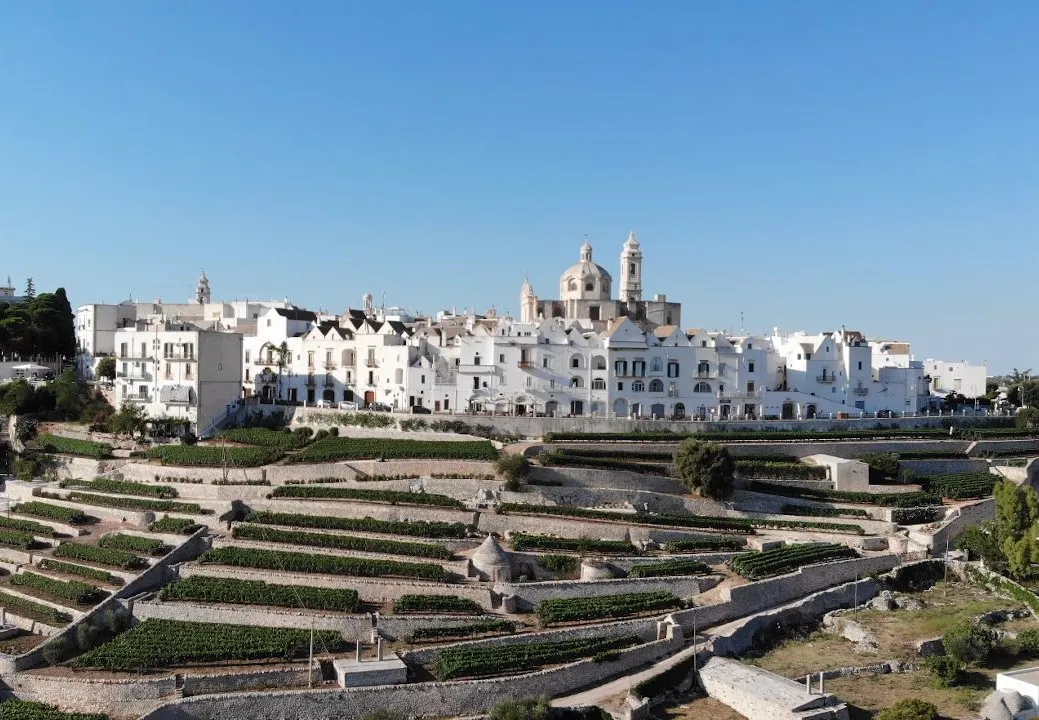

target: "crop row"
[14,501,88,524]
[200,546,448,581]
[0,528,43,551]
[891,506,942,525]
[33,434,113,459]
[925,472,999,500]
[160,575,360,612]
[392,594,483,614]
[536,591,681,625]
[733,460,828,480]
[0,700,109,720]
[780,504,871,519]
[244,510,468,539]
[11,571,106,605]
[748,481,939,508]
[409,620,515,643]
[509,534,634,554]
[72,618,350,670]
[497,503,756,534]
[218,428,312,450]
[60,491,211,515]
[59,477,178,499]
[146,445,283,467]
[627,559,712,578]
[433,634,641,680]
[232,524,452,560]
[270,485,464,508]
[99,533,171,557]
[541,452,669,476]
[149,516,203,535]
[287,437,498,463]
[53,542,149,570]
[0,589,72,625]
[37,559,120,586]
[662,537,744,552]
[0,515,59,538]
[730,543,859,580]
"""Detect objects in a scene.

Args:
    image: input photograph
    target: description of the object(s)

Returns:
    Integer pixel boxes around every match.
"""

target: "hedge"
[287,437,499,463]
[160,575,360,612]
[662,537,743,552]
[730,543,858,580]
[409,620,515,643]
[218,428,311,450]
[52,542,149,570]
[149,516,204,535]
[780,504,871,519]
[0,528,41,551]
[232,524,452,560]
[11,571,106,605]
[509,534,634,554]
[748,481,939,508]
[0,589,72,625]
[544,451,825,480]
[37,559,120,586]
[244,511,468,539]
[98,533,171,557]
[14,501,88,525]
[59,478,178,499]
[925,472,999,500]
[33,434,113,459]
[536,591,682,625]
[145,445,283,467]
[0,515,58,538]
[393,594,483,614]
[270,486,464,508]
[627,559,712,578]
[0,700,109,720]
[433,634,641,680]
[537,554,580,575]
[541,452,669,476]
[200,546,448,581]
[61,492,211,515]
[891,507,942,525]
[72,618,350,671]
[733,460,827,481]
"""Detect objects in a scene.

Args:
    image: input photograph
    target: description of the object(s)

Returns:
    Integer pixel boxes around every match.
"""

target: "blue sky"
[1,2,1036,372]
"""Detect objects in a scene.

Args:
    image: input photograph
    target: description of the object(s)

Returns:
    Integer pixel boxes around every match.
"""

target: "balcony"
[254,357,274,366]
[324,362,336,371]
[695,371,717,379]
[126,394,152,403]
[365,358,379,368]
[458,363,495,374]
[306,376,316,388]
[518,361,534,369]
[323,376,335,387]
[816,375,837,383]
[163,355,195,362]
[117,370,152,381]
[719,390,762,402]
[853,387,869,396]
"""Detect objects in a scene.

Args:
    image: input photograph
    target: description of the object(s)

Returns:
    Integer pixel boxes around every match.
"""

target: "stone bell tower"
[619,231,643,304]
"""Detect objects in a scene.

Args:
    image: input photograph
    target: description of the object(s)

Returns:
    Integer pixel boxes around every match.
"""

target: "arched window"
[629,263,636,276]
[649,379,664,392]
[585,281,594,292]
[693,382,712,393]
[650,357,663,373]
[673,403,686,419]
[593,355,606,370]
[592,378,606,390]
[632,380,645,392]
[570,376,584,388]
[395,368,404,384]
[568,279,577,292]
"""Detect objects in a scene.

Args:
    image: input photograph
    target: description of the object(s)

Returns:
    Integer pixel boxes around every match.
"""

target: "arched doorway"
[650,403,665,419]
[631,402,642,418]
[781,402,795,420]
[261,385,274,402]
[613,398,628,418]
[323,388,335,403]
[673,403,686,420]
[545,400,559,416]
[806,404,817,419]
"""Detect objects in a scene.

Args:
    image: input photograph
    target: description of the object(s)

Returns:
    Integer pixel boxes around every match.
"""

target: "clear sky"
[1,2,1036,373]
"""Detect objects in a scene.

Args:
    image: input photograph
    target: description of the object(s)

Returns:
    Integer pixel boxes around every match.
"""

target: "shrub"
[730,543,858,580]
[537,554,580,576]
[200,546,448,581]
[160,575,359,612]
[1018,628,1039,656]
[59,477,178,499]
[497,503,754,534]
[146,445,282,467]
[287,437,498,463]
[433,635,640,680]
[627,559,712,578]
[14,501,88,524]
[780,504,870,519]
[0,700,108,720]
[496,454,531,491]
[409,620,515,643]
[231,524,451,559]
[0,515,58,537]
[662,537,743,552]
[270,485,464,508]
[892,507,941,525]
[392,595,482,614]
[876,699,939,720]
[536,591,681,625]
[11,571,106,605]
[488,696,552,720]
[149,515,203,535]
[33,434,113,459]
[673,439,734,499]
[942,621,995,664]
[72,618,350,670]
[749,481,939,508]
[14,417,38,444]
[244,511,468,539]
[98,533,171,556]
[52,542,149,570]
[0,527,41,550]
[923,654,962,687]
[925,472,999,500]
[733,460,827,480]
[859,452,900,479]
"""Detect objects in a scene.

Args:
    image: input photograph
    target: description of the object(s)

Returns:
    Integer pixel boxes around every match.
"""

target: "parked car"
[338,400,359,410]
[315,399,333,408]
[876,409,892,418]
[409,405,431,414]
[367,402,392,412]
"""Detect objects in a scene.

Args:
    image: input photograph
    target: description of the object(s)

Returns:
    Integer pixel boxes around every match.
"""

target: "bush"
[409,619,515,643]
[672,439,734,499]
[98,533,171,556]
[149,515,203,535]
[925,472,999,500]
[537,554,579,576]
[1018,628,1039,656]
[146,445,282,467]
[509,534,634,554]
[392,594,482,614]
[231,524,451,559]
[876,699,939,720]
[627,559,711,578]
[200,546,448,581]
[59,491,210,515]
[734,460,827,480]
[38,559,119,585]
[924,654,962,687]
[11,571,106,605]
[496,454,531,491]
[52,542,149,570]
[433,635,640,680]
[218,428,310,450]
[942,621,995,664]
[749,481,939,508]
[859,452,900,480]
[536,592,681,625]
[780,504,870,519]
[59,477,178,499]
[0,515,59,537]
[489,696,552,720]
[730,543,858,580]
[0,589,72,625]
[14,416,38,444]
[662,537,743,552]
[0,700,108,720]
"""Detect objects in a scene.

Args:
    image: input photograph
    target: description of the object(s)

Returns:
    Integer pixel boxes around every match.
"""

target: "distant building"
[0,276,27,305]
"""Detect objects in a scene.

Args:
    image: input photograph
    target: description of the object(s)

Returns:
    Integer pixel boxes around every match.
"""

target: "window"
[748,362,755,373]
[650,357,663,373]
[629,263,635,276]
[499,354,505,363]
[797,353,802,360]
[571,357,580,369]
[542,358,549,369]
[185,363,193,379]
[245,369,250,381]
[632,380,645,392]
[549,380,556,389]
[649,379,663,392]
[615,360,628,376]
[633,360,646,377]
[307,351,315,368]
[806,352,813,360]
[594,356,606,370]
[701,340,707,347]
[526,376,533,388]
[747,343,752,350]
[617,382,623,391]
[570,377,583,388]
[719,383,725,392]
[474,355,481,366]
[858,361,862,370]
[568,279,577,292]
[368,371,374,384]
[326,350,333,365]
[266,319,271,327]
[585,282,594,292]
[747,381,754,393]
[473,377,480,390]
[245,350,251,363]
[165,362,171,378]
[693,382,711,393]
[592,378,606,390]
[140,343,147,358]
[667,361,679,378]
[421,375,425,383]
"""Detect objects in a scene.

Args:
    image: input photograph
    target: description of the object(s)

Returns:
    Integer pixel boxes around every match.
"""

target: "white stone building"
[924,358,988,399]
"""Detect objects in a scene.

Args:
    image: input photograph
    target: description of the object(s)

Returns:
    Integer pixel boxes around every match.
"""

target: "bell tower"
[520,278,538,323]
[195,270,211,304]
[619,231,642,304]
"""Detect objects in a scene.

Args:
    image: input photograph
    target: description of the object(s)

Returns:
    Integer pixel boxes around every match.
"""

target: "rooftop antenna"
[740,312,745,335]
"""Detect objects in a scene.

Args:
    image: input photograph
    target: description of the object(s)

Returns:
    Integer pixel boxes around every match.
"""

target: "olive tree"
[673,439,734,499]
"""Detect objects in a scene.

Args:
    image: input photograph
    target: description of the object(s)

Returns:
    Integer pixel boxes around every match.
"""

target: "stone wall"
[180,665,320,697]
[0,671,175,718]
[250,498,478,526]
[528,467,687,495]
[495,576,702,611]
[898,458,990,477]
[909,497,995,553]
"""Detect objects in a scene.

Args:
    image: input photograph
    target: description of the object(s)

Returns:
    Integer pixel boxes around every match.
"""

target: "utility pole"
[308,617,315,688]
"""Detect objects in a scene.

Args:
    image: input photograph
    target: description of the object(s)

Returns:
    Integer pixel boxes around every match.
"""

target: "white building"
[113,319,243,435]
[924,358,988,399]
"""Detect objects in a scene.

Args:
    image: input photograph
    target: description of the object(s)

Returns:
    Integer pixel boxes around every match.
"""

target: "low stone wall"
[249,499,478,526]
[909,497,995,553]
[140,636,682,720]
[0,671,176,718]
[478,511,740,547]
[181,665,319,697]
[495,576,702,612]
[130,600,375,638]
[528,467,688,496]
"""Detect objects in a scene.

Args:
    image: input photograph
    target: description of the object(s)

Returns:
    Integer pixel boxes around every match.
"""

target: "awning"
[160,385,194,404]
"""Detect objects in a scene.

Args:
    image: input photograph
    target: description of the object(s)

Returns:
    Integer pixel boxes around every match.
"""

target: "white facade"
[924,358,988,398]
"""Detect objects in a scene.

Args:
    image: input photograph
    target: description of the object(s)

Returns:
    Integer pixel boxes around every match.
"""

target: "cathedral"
[520,232,681,330]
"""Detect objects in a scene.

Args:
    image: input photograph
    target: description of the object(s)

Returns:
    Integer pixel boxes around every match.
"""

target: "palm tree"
[273,341,290,402]
[1010,368,1033,384]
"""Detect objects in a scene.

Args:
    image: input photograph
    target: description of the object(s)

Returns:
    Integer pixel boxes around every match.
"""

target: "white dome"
[560,240,612,301]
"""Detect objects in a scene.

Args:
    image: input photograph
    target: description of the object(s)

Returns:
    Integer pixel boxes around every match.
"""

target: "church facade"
[520,233,682,331]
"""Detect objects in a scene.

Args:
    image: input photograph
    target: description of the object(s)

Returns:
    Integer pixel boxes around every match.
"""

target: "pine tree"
[23,277,35,301]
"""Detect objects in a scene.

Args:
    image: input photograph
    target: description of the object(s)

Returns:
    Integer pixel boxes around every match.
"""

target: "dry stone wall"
[495,576,701,611]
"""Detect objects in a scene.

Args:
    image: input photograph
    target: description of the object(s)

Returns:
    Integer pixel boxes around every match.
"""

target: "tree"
[23,277,35,302]
[992,479,1039,579]
[96,356,116,382]
[273,341,290,401]
[943,621,995,665]
[52,370,86,419]
[673,439,734,499]
[489,696,552,720]
[109,402,149,439]
[877,699,939,720]
[496,454,531,491]
[1017,406,1039,432]
[923,654,962,687]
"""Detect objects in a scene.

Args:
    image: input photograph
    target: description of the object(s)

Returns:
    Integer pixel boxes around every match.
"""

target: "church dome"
[560,240,612,301]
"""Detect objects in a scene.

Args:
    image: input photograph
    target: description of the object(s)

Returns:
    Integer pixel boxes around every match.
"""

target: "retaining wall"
[249,499,478,526]
[908,498,995,553]
[495,576,702,611]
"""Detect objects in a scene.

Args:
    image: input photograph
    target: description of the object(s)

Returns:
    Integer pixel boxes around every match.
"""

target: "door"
[307,388,315,404]
[806,404,817,419]
[435,401,441,411]
[570,400,584,416]
[364,391,375,406]
[781,402,795,420]
[650,403,665,419]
